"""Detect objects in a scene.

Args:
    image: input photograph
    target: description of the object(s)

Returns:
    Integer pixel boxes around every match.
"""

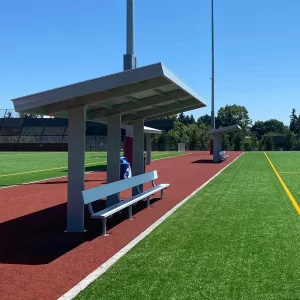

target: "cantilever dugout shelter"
[12,62,206,233]
[122,125,162,165]
[144,126,162,165]
[207,124,241,162]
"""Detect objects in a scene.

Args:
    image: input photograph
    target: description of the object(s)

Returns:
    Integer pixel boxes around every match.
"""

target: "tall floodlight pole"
[123,0,136,172]
[123,0,136,71]
[211,0,215,130]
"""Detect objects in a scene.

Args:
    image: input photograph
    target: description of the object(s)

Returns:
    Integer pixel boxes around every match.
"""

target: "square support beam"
[107,114,121,207]
[146,133,152,165]
[132,118,144,196]
[66,105,86,232]
[124,124,133,137]
[213,134,222,162]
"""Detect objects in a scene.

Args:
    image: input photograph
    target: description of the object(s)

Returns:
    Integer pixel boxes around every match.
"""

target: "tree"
[178,124,189,143]
[197,114,211,127]
[215,105,251,151]
[151,105,300,152]
[247,132,259,151]
[158,115,177,121]
[178,112,185,124]
[263,119,285,134]
[189,114,196,125]
[284,131,297,151]
[152,130,171,151]
[177,113,196,126]
[18,112,38,118]
[252,119,286,140]
[251,121,266,140]
[297,115,300,136]
[216,104,252,131]
[259,134,274,151]
[233,131,245,151]
[222,134,231,150]
[289,108,298,133]
[185,124,204,150]
[265,136,275,151]
[4,111,13,118]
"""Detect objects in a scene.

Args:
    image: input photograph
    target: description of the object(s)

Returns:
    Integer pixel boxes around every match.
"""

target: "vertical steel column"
[146,133,152,165]
[107,114,121,207]
[132,118,144,196]
[66,105,86,232]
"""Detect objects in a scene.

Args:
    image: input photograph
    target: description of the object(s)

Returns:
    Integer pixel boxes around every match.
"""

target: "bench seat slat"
[82,171,159,205]
[90,184,169,219]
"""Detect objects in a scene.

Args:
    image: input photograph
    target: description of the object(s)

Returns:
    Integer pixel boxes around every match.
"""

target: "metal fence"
[0,109,125,151]
[0,109,175,151]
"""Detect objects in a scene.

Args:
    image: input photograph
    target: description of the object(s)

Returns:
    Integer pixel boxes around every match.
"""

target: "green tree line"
[152,105,300,151]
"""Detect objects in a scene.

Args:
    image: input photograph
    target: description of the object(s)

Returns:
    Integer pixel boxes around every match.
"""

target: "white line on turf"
[58,152,244,300]
[0,172,96,190]
[150,152,190,162]
[0,154,188,190]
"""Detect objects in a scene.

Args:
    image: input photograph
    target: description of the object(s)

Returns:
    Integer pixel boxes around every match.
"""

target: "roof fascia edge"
[161,64,206,106]
[12,63,166,113]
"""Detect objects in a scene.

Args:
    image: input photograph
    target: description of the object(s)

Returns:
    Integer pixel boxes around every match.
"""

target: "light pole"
[210,0,215,155]
[211,0,215,130]
[123,0,136,71]
[123,0,136,169]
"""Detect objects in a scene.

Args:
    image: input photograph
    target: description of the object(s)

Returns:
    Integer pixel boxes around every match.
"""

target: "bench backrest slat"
[82,170,158,204]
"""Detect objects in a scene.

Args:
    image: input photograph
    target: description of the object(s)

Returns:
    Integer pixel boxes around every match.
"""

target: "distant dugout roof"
[206,125,241,136]
[11,63,206,124]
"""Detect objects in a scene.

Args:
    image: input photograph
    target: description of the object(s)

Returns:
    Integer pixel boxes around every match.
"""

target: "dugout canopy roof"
[11,63,206,123]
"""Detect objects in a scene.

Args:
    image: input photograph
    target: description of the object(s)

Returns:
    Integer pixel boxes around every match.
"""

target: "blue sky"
[1,0,299,125]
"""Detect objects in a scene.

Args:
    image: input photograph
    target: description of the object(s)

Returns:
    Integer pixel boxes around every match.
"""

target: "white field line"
[58,152,244,300]
[151,152,191,161]
[0,153,189,190]
[0,171,96,190]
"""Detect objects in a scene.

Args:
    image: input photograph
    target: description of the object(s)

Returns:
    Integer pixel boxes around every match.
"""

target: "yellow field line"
[0,161,106,177]
[264,152,300,215]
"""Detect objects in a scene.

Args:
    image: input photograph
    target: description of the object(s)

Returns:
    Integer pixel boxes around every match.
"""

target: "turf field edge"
[0,152,190,189]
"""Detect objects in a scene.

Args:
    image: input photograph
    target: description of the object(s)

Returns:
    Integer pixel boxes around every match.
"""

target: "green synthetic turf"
[76,152,300,300]
[266,151,300,203]
[0,151,184,187]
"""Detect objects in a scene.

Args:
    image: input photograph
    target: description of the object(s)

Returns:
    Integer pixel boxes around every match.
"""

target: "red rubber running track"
[0,151,242,300]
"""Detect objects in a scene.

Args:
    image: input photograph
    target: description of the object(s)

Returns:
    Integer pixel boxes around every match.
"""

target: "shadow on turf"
[0,196,160,265]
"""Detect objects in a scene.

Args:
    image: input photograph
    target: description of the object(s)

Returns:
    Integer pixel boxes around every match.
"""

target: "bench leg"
[160,189,164,200]
[146,196,150,208]
[101,218,108,236]
[128,205,134,220]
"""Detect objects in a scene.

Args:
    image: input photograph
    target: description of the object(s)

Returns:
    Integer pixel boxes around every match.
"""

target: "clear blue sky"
[1,0,299,125]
